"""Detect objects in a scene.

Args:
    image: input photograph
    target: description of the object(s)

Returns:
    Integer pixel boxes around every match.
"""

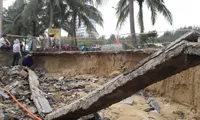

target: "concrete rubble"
[0,66,110,120]
[0,65,162,120]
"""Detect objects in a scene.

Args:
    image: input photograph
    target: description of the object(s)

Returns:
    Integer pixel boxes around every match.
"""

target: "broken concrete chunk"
[8,66,22,75]
[4,113,22,120]
[58,76,65,81]
[120,97,134,105]
[147,97,160,113]
[4,81,20,91]
[139,90,148,98]
[28,69,53,114]
[90,78,98,83]
[28,106,38,114]
[0,113,5,119]
[78,114,95,120]
[0,89,9,99]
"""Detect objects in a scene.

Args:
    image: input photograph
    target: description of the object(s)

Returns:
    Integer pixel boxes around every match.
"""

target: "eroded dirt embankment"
[32,50,200,116]
[148,65,200,113]
[1,48,200,119]
[32,50,154,77]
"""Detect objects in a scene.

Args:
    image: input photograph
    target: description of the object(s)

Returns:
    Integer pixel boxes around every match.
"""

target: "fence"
[4,29,197,52]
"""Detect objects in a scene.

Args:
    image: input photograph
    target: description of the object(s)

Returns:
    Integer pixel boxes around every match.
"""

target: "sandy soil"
[104,95,200,120]
[44,74,200,120]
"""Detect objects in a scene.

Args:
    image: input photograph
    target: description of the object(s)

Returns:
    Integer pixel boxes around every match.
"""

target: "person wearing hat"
[22,51,33,67]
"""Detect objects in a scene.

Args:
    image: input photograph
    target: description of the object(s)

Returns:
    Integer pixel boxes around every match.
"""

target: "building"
[76,19,98,37]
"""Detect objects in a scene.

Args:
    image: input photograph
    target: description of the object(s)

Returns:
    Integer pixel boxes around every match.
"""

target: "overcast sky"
[3,0,200,36]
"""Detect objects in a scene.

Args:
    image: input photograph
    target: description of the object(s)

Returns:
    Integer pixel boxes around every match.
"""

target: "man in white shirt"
[0,34,11,51]
[12,39,22,66]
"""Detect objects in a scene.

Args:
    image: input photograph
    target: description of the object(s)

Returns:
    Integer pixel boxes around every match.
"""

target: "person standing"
[12,39,22,66]
[0,34,11,51]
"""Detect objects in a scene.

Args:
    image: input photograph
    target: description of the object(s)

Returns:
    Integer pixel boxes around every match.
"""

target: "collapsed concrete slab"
[28,69,53,114]
[45,31,200,120]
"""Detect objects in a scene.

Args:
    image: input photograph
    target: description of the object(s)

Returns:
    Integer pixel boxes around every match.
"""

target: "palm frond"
[80,14,98,35]
[137,4,143,32]
[116,0,129,29]
[146,0,172,25]
[80,4,103,27]
[146,0,157,25]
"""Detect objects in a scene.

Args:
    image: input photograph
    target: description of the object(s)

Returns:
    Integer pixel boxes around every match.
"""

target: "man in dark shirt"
[22,51,33,67]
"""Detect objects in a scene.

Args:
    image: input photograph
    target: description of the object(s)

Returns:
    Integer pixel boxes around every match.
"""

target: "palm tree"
[136,0,173,33]
[12,0,49,36]
[116,0,173,45]
[129,0,137,45]
[60,0,103,46]
[3,0,38,35]
[116,0,137,46]
[4,0,104,46]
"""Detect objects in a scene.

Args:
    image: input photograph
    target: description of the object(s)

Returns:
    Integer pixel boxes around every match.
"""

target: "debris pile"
[0,66,109,120]
[38,75,105,109]
[0,65,191,120]
[0,66,36,120]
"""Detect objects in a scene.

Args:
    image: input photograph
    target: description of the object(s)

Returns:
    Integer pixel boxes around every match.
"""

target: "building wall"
[76,20,97,37]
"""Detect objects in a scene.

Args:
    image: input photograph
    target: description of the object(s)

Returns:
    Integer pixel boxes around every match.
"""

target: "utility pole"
[0,0,3,36]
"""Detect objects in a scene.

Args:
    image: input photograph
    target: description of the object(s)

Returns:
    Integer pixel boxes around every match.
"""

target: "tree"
[139,30,158,44]
[158,26,200,42]
[109,34,116,41]
[116,0,173,42]
[4,0,104,42]
[3,0,49,36]
[116,0,137,47]
[61,0,103,46]
[136,0,172,33]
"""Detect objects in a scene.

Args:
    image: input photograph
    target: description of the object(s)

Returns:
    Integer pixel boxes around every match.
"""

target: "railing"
[4,29,196,52]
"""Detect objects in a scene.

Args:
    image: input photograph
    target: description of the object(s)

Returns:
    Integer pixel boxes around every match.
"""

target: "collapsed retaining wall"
[148,65,200,112]
[32,50,154,77]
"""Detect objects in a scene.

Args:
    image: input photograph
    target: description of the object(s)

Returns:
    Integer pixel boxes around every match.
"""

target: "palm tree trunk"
[139,2,144,33]
[129,0,137,47]
[49,0,53,28]
[72,12,77,47]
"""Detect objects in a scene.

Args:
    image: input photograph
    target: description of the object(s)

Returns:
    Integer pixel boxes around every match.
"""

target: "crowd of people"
[0,34,33,67]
